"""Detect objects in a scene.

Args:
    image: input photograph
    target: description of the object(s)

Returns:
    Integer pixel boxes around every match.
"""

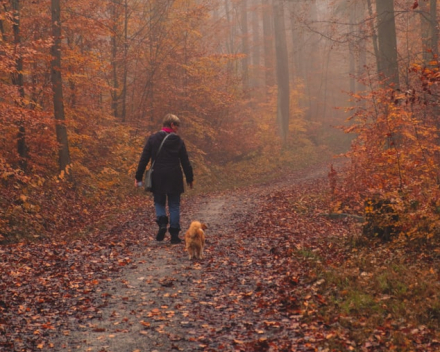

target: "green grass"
[340,290,382,315]
[296,248,321,260]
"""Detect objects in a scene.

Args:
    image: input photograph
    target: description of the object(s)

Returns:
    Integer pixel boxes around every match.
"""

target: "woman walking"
[135,114,193,244]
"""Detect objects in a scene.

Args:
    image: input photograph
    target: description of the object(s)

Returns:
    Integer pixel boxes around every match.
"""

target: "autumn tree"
[375,0,399,88]
[261,0,274,91]
[240,0,249,91]
[0,0,323,241]
[51,0,71,172]
[250,0,261,90]
[272,0,289,144]
[110,0,122,119]
[331,1,440,240]
[10,0,27,170]
[288,1,304,86]
[419,0,438,64]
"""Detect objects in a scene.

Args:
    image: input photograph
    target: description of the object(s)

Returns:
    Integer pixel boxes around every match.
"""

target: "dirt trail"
[52,163,332,352]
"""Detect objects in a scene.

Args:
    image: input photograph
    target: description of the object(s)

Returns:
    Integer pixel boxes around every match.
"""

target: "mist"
[0,0,437,239]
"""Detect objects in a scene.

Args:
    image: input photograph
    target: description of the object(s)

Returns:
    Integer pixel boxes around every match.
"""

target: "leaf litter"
[1,162,440,351]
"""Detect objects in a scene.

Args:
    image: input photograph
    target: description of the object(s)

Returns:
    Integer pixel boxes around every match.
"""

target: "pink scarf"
[161,127,174,133]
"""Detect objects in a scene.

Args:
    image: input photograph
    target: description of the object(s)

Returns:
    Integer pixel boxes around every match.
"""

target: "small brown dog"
[184,221,207,260]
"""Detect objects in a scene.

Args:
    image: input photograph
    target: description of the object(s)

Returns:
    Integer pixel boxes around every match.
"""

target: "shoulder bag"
[144,132,172,192]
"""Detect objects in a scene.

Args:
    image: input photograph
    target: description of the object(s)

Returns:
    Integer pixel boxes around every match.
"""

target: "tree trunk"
[289,1,304,83]
[356,1,367,96]
[420,0,438,64]
[11,0,27,171]
[67,35,77,109]
[349,3,356,97]
[51,0,71,172]
[367,0,381,75]
[241,0,249,92]
[302,0,319,120]
[224,0,234,56]
[261,0,274,92]
[375,0,399,89]
[111,1,120,119]
[430,0,438,57]
[420,0,431,64]
[251,3,260,89]
[272,0,289,144]
[121,0,128,122]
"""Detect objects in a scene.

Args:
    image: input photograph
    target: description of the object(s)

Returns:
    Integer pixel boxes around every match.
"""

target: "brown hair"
[162,113,180,127]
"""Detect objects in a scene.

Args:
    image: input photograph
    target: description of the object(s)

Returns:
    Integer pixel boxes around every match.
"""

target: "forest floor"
[2,161,440,352]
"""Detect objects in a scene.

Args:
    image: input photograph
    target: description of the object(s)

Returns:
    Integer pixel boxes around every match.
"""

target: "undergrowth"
[292,184,440,350]
[274,180,440,351]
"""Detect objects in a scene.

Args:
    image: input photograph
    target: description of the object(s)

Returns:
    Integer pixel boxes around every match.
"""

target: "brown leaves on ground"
[2,164,440,351]
[181,172,440,351]
[0,197,153,351]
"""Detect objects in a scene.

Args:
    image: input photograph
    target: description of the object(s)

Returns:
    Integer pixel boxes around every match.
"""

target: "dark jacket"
[135,131,193,194]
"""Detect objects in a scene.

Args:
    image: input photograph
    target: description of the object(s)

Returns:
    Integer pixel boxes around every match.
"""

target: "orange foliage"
[0,0,264,241]
[336,61,440,239]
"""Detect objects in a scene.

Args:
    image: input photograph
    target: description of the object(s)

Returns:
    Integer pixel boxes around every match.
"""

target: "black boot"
[155,216,168,241]
[169,227,182,244]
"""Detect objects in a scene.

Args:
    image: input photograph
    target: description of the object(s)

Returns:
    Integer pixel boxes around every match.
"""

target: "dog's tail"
[195,228,204,238]
[187,223,207,239]
[188,228,204,240]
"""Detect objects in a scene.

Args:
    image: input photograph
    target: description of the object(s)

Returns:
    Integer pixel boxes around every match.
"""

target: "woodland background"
[1,0,440,243]
[4,1,440,351]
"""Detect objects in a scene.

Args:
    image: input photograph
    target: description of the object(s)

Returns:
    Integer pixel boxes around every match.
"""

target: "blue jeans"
[153,193,181,229]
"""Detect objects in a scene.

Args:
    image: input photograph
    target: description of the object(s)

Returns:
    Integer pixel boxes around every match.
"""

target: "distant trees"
[272,0,290,143]
[375,0,399,88]
[10,0,27,170]
[331,0,440,240]
[4,0,439,241]
[50,0,71,172]
[419,0,438,64]
[241,0,249,91]
[261,0,274,89]
[0,0,261,240]
[4,0,436,177]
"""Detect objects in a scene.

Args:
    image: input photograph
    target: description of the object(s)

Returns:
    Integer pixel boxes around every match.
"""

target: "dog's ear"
[201,223,208,230]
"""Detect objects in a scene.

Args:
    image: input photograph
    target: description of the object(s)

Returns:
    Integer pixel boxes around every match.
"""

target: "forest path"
[52,162,332,352]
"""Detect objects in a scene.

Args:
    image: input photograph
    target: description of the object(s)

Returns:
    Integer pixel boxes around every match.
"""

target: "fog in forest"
[1,0,439,239]
[4,2,440,351]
